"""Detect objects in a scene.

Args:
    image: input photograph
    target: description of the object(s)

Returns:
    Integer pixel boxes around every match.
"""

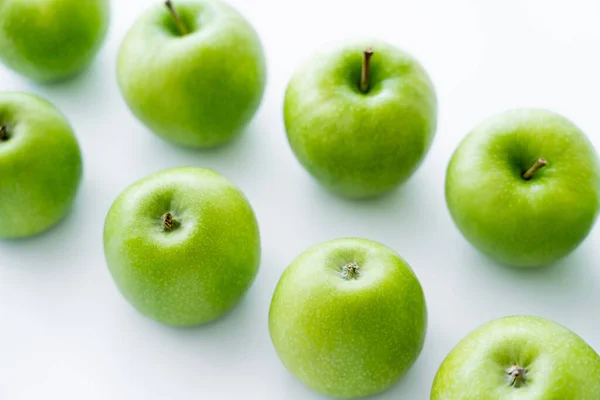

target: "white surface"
[1,0,600,398]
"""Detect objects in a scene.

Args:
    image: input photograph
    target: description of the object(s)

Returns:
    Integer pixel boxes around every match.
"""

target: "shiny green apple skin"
[0,92,82,238]
[104,167,260,327]
[117,0,266,148]
[284,40,437,198]
[446,109,600,267]
[269,238,427,398]
[0,0,110,83]
[431,315,600,399]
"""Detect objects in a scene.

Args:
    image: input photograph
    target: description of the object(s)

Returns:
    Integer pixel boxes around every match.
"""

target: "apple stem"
[0,125,7,141]
[163,212,179,231]
[506,365,528,388]
[165,0,189,36]
[360,48,374,93]
[341,262,360,280]
[522,157,547,180]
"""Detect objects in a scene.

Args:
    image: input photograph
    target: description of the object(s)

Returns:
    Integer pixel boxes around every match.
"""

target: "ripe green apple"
[269,238,427,398]
[0,92,82,238]
[284,40,437,198]
[117,0,266,148]
[104,167,260,326]
[446,109,600,267]
[0,0,110,82]
[431,315,600,399]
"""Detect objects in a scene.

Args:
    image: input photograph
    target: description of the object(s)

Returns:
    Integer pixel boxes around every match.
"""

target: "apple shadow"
[297,169,447,252]
[307,172,409,205]
[106,249,292,397]
[118,250,277,360]
[131,113,269,181]
[472,244,590,283]
[117,290,271,388]
[277,375,332,400]
[308,176,424,217]
[369,356,431,400]
[458,240,597,313]
[260,347,431,400]
[0,186,88,275]
[131,287,256,332]
[25,56,116,110]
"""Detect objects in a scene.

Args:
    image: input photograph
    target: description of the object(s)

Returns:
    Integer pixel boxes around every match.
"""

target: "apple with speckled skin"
[117,0,266,148]
[0,92,82,238]
[446,109,600,267]
[0,0,109,82]
[431,315,600,399]
[104,167,260,326]
[284,40,437,198]
[269,238,427,398]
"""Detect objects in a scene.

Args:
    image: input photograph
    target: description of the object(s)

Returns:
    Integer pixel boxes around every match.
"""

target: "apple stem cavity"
[360,48,374,93]
[165,0,189,36]
[506,365,528,388]
[0,125,7,141]
[163,212,179,231]
[341,262,360,280]
[522,157,547,180]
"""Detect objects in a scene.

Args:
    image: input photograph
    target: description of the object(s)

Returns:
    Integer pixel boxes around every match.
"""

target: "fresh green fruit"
[0,0,110,82]
[284,40,437,198]
[446,109,600,267]
[0,92,82,238]
[104,167,260,326]
[431,315,600,399]
[117,0,266,148]
[269,238,427,398]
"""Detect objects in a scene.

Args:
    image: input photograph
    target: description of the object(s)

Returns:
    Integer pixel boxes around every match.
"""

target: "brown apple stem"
[163,212,178,231]
[522,157,547,180]
[165,0,189,35]
[360,48,374,93]
[0,125,7,141]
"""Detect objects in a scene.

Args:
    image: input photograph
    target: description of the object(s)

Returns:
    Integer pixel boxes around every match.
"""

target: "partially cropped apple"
[0,0,110,82]
[117,0,266,148]
[446,109,600,267]
[269,238,427,398]
[284,40,437,198]
[0,92,82,238]
[104,167,260,326]
[431,315,600,399]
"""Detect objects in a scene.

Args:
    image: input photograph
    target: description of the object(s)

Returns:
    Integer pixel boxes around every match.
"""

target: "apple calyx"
[522,157,547,180]
[506,365,528,388]
[163,212,180,231]
[341,262,360,280]
[360,48,374,93]
[0,125,8,141]
[165,0,189,36]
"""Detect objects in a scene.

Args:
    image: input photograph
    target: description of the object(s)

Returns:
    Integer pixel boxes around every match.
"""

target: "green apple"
[284,40,437,198]
[431,315,600,399]
[269,238,427,398]
[446,109,600,267]
[117,0,266,148]
[0,0,110,83]
[104,167,260,326]
[0,92,82,238]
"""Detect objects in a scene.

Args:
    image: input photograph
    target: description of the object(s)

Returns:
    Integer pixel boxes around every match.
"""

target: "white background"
[1,0,600,398]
